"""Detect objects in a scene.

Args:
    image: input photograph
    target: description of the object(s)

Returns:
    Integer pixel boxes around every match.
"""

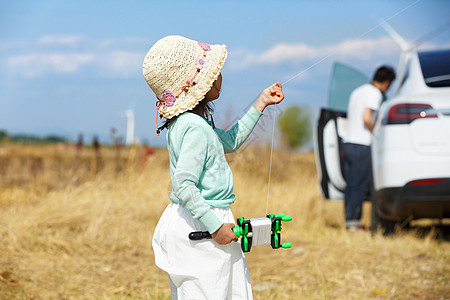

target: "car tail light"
[409,178,445,186]
[383,103,438,125]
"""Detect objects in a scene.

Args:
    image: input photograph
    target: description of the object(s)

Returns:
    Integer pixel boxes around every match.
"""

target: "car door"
[314,62,369,199]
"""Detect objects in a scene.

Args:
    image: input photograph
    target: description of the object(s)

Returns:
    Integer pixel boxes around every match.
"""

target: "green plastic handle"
[232,226,243,238]
[281,242,292,249]
[282,215,292,222]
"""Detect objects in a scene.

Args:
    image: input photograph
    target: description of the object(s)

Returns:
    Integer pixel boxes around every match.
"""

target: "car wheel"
[379,217,396,236]
[371,187,398,235]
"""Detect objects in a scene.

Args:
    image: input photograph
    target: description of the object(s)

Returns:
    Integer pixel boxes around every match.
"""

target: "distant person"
[343,65,396,232]
[143,35,284,299]
[139,143,155,171]
[92,136,100,152]
[76,133,84,150]
[92,135,101,172]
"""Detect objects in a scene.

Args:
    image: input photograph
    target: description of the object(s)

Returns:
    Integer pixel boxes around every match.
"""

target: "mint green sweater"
[167,107,263,233]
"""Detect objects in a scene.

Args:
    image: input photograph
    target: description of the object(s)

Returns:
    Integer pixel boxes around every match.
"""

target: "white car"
[314,48,450,232]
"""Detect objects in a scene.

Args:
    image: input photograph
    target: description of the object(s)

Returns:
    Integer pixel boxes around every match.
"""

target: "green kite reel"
[189,213,292,253]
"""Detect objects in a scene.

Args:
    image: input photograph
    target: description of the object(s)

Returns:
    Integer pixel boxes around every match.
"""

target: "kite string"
[265,103,277,216]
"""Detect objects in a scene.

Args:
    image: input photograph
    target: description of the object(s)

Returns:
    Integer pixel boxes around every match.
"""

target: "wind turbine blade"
[376,17,411,52]
[414,20,450,48]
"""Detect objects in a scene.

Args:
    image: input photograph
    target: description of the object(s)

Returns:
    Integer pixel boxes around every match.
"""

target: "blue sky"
[1,0,449,146]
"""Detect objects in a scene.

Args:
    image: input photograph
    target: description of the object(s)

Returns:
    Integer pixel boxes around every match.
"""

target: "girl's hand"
[254,82,285,112]
[211,223,238,245]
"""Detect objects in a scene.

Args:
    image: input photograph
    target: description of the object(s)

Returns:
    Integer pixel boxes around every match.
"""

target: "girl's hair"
[157,99,215,134]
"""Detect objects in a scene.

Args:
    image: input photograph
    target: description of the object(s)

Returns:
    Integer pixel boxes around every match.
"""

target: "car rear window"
[419,49,450,87]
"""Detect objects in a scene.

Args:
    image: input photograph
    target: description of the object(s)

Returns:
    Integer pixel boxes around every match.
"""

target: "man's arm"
[363,107,376,132]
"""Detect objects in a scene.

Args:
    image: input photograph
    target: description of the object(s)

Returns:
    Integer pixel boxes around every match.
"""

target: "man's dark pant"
[343,143,372,227]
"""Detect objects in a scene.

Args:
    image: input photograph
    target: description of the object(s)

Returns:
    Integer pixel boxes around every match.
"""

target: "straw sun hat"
[143,35,228,126]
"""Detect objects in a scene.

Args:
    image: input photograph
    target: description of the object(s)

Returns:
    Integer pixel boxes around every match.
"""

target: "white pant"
[152,203,253,300]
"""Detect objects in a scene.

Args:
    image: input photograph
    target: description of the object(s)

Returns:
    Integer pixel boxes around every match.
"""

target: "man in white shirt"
[343,66,396,231]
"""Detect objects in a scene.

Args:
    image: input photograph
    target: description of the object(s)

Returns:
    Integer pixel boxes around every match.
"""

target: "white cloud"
[230,36,400,70]
[1,35,148,78]
[38,35,87,46]
[7,53,95,77]
[418,41,450,51]
[98,37,150,50]
[256,42,318,64]
[97,51,144,77]
[6,51,145,78]
[329,37,398,59]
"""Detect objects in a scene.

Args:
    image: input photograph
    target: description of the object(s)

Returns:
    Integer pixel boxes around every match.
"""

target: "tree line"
[0,130,67,144]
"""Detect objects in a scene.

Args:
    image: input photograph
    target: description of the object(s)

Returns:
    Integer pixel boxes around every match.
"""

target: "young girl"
[143,35,284,300]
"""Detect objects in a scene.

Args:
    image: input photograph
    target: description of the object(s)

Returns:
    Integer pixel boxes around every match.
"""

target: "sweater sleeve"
[214,106,263,153]
[171,125,223,233]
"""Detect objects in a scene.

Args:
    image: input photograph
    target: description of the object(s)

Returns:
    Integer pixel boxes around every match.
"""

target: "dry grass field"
[0,143,449,299]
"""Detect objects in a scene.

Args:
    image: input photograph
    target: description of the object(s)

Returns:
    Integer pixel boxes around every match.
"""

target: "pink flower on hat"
[195,54,208,69]
[198,41,211,51]
[161,91,176,107]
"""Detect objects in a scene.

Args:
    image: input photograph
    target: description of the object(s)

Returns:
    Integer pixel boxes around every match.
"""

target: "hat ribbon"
[155,100,166,136]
